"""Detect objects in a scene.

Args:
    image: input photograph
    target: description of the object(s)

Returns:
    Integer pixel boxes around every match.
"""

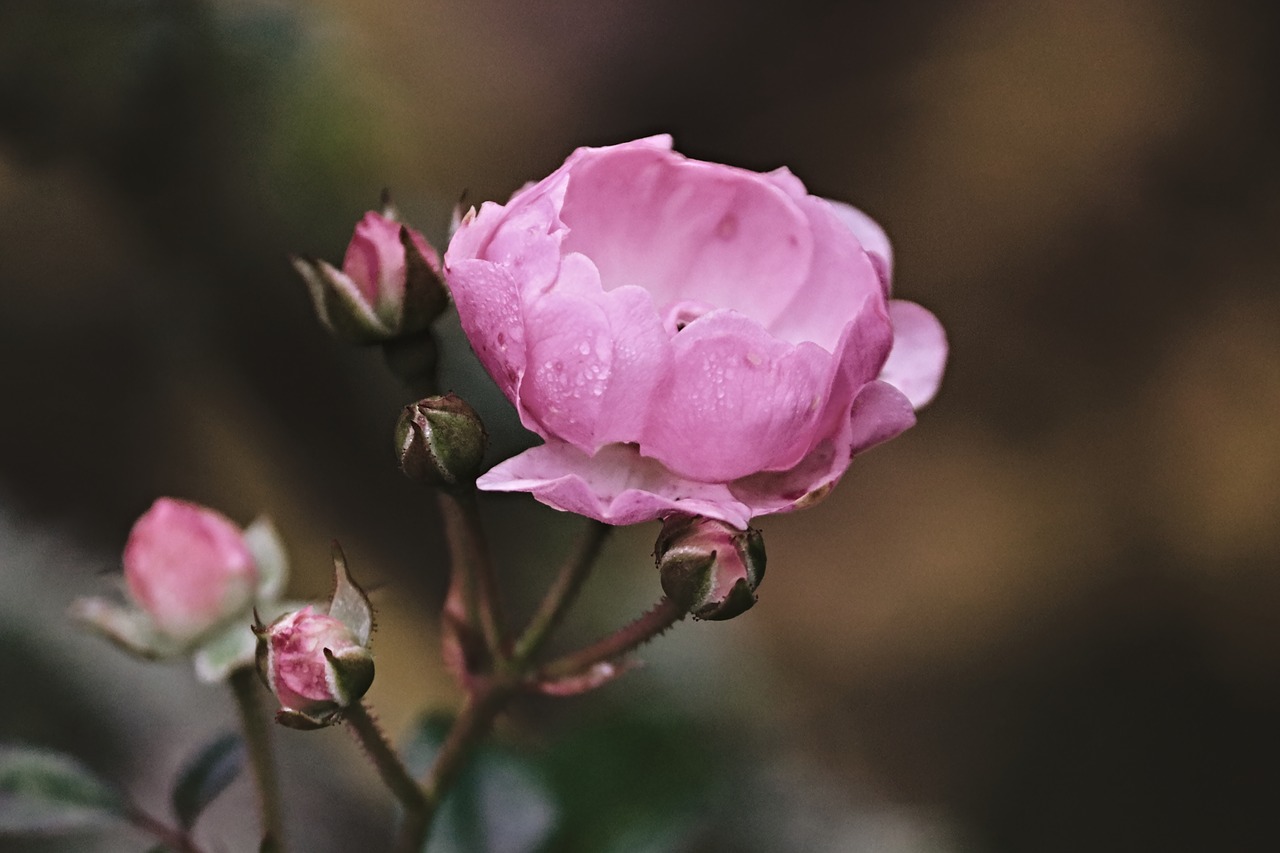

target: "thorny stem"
[127,806,207,853]
[343,702,429,853]
[419,677,518,843]
[228,666,286,850]
[513,519,611,664]
[540,596,688,681]
[437,489,509,661]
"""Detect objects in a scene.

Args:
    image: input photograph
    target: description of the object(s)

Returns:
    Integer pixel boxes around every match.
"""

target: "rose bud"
[395,394,488,489]
[656,515,765,621]
[121,498,258,643]
[445,136,947,527]
[292,203,447,344]
[260,607,374,729]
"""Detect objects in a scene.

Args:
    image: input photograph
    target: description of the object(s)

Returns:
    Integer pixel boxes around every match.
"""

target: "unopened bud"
[395,394,487,488]
[655,516,765,621]
[122,498,258,643]
[259,606,374,729]
[292,206,448,344]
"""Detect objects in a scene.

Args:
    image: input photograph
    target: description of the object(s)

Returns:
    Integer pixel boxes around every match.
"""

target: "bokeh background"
[3,0,1280,850]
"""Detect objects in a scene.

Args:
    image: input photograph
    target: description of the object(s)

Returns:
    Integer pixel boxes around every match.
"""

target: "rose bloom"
[265,607,369,715]
[445,136,946,528]
[123,498,258,642]
[341,211,437,321]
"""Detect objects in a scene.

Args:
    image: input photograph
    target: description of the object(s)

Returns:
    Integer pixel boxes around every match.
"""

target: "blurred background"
[3,0,1280,850]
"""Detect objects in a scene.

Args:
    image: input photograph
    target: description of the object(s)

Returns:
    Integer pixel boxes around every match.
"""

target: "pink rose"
[293,209,446,343]
[123,498,258,642]
[445,136,946,527]
[263,606,373,723]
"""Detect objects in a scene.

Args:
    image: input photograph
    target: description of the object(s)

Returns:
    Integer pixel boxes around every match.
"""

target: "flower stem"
[228,666,285,850]
[540,596,687,681]
[127,806,207,853]
[437,489,509,661]
[513,520,611,664]
[420,678,516,840]
[343,701,429,853]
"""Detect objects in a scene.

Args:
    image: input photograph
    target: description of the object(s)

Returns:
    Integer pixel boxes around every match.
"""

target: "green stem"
[540,596,687,681]
[437,489,509,661]
[513,520,611,664]
[343,702,429,853]
[420,678,516,841]
[128,806,207,853]
[228,666,285,850]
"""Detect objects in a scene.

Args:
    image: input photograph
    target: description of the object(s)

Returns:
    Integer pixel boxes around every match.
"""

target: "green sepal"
[328,543,373,645]
[323,646,374,708]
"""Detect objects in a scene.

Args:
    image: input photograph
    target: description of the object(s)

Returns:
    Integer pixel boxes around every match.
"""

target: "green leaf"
[0,745,126,832]
[171,732,246,831]
[404,715,556,853]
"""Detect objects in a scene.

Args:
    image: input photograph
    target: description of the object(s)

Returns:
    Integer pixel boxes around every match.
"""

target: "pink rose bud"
[655,515,765,621]
[122,498,258,643]
[395,393,488,489]
[292,201,447,344]
[260,606,374,728]
[445,135,948,527]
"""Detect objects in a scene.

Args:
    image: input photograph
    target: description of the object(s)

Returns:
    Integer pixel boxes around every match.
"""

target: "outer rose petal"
[879,300,948,409]
[478,442,753,528]
[767,193,886,351]
[847,379,917,455]
[827,199,894,294]
[642,311,834,482]
[447,258,527,402]
[517,256,672,451]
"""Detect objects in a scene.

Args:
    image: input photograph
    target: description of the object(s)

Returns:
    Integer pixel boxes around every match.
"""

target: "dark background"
[3,1,1279,851]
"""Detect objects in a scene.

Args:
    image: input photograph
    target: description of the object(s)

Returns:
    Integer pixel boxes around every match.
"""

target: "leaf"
[0,745,125,832]
[404,716,556,853]
[328,543,373,645]
[171,732,246,831]
[243,516,290,603]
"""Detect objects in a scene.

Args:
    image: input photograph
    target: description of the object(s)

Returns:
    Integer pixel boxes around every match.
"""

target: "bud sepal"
[655,515,766,621]
[396,394,488,489]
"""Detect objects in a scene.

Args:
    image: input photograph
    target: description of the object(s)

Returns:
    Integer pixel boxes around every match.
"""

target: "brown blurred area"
[3,0,1280,850]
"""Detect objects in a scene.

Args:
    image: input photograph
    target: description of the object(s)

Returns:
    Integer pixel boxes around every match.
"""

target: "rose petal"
[446,258,527,401]
[879,300,948,409]
[557,145,813,328]
[729,431,850,517]
[847,379,917,455]
[478,442,752,528]
[766,194,886,351]
[519,263,613,448]
[827,199,894,294]
[642,311,834,482]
